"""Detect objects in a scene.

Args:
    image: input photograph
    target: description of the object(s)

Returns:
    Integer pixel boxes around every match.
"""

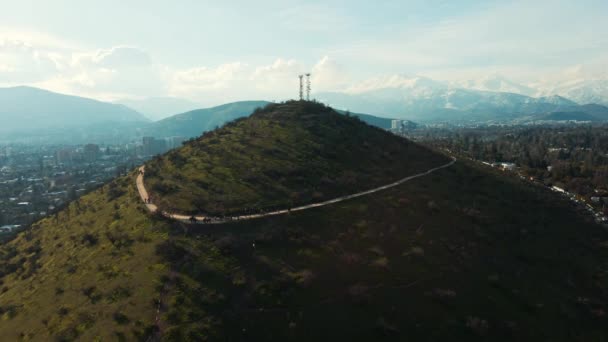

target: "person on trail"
[189,216,197,224]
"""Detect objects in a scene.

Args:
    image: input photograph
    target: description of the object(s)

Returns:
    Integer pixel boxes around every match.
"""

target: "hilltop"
[143,100,396,139]
[144,100,447,216]
[0,101,606,341]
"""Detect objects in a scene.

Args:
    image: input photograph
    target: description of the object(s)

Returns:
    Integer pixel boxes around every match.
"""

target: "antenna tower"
[305,73,311,101]
[298,75,304,100]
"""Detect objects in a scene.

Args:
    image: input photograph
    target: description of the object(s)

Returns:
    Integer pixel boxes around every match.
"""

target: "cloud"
[166,57,351,104]
[76,46,152,69]
[168,62,247,100]
[311,56,349,92]
[0,39,66,83]
[0,33,164,100]
[327,0,607,82]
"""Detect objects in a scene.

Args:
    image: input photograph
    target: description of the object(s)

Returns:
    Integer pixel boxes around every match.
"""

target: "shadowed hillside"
[0,102,606,341]
[144,100,448,216]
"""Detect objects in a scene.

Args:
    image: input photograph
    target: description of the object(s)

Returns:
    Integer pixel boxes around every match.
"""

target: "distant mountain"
[335,109,394,129]
[144,101,271,138]
[117,97,202,121]
[317,76,607,123]
[145,101,397,139]
[536,79,608,106]
[549,104,608,121]
[0,86,148,137]
[451,75,537,96]
[540,111,597,122]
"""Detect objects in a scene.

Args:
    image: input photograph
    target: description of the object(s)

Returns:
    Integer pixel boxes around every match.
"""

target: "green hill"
[144,101,447,215]
[145,101,269,139]
[0,101,606,341]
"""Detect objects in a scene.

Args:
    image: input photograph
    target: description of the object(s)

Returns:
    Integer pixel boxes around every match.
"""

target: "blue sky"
[0,0,606,104]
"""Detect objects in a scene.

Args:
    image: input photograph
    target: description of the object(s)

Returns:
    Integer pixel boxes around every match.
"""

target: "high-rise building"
[142,137,168,156]
[83,144,100,162]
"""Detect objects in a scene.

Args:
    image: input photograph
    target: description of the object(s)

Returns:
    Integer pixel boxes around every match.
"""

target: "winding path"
[136,157,457,225]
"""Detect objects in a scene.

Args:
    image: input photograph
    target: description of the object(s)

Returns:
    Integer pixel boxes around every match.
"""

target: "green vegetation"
[417,124,608,195]
[0,101,606,341]
[145,100,447,215]
[159,160,608,341]
[0,173,170,341]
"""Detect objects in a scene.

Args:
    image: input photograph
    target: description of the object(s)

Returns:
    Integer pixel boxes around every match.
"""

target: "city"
[0,136,185,241]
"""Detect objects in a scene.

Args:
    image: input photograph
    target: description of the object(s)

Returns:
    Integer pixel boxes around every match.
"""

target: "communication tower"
[305,73,311,100]
[298,75,304,100]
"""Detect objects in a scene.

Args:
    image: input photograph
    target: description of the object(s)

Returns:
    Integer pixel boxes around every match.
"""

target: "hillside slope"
[0,101,606,341]
[160,160,608,341]
[144,101,448,215]
[0,176,171,340]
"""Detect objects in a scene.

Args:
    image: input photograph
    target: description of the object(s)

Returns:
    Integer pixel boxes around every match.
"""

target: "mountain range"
[0,87,395,144]
[318,75,608,123]
[1,83,608,144]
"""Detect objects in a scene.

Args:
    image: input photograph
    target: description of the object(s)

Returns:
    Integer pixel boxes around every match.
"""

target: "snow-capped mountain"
[450,75,537,97]
[535,79,608,106]
[317,74,608,123]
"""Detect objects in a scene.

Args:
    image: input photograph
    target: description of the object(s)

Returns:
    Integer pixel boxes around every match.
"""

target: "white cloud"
[0,33,165,100]
[0,8,606,107]
[0,43,65,83]
[311,56,349,92]
[168,62,247,100]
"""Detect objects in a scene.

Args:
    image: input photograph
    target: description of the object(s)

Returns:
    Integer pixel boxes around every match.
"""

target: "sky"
[0,0,606,105]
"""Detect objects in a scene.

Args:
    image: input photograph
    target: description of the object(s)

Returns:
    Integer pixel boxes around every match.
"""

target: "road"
[136,158,457,225]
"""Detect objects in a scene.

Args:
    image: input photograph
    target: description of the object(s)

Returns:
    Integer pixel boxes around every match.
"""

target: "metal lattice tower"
[298,75,304,100]
[305,73,311,101]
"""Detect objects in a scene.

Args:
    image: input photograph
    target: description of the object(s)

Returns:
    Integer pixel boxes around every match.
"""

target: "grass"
[158,159,608,341]
[0,173,172,341]
[144,100,448,216]
[0,101,606,341]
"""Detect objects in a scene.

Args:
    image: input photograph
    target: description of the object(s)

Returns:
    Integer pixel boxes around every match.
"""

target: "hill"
[117,97,203,121]
[0,86,148,136]
[144,101,270,139]
[541,111,598,122]
[0,101,606,341]
[335,109,394,129]
[144,101,447,215]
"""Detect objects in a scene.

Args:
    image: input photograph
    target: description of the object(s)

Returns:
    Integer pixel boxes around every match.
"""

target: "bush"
[113,311,130,325]
[81,233,99,246]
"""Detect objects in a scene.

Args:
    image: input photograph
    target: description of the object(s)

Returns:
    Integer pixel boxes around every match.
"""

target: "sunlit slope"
[0,175,171,341]
[145,100,449,215]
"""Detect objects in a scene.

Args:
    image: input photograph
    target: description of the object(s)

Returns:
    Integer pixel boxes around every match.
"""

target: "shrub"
[113,311,130,325]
